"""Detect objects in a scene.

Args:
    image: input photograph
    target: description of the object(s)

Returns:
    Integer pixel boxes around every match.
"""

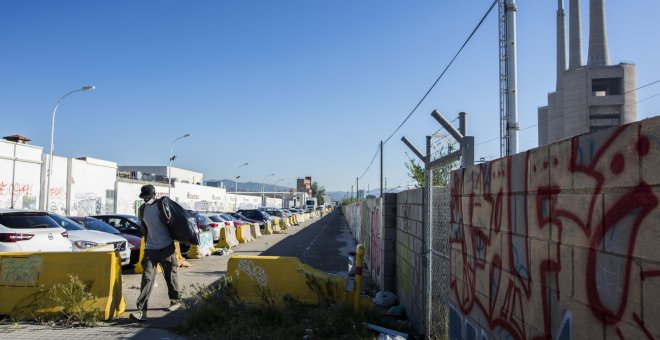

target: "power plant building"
[538,0,636,146]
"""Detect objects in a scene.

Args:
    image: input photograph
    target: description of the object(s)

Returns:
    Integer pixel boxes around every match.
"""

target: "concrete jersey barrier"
[188,231,214,258]
[236,224,254,243]
[217,226,239,248]
[228,255,348,306]
[0,251,125,320]
[249,223,263,238]
[261,221,274,235]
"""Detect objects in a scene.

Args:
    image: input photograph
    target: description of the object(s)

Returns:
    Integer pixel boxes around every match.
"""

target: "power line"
[382,0,498,145]
[591,78,660,106]
[638,91,660,104]
[358,143,381,180]
[353,2,497,186]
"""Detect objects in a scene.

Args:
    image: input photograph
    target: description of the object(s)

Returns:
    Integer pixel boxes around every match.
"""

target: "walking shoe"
[129,310,147,322]
[166,300,181,312]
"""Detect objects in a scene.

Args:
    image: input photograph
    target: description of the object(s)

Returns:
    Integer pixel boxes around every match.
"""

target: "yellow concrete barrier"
[228,256,348,306]
[0,251,125,320]
[134,237,162,274]
[262,221,274,235]
[272,219,282,233]
[250,223,263,238]
[236,224,255,243]
[217,226,239,248]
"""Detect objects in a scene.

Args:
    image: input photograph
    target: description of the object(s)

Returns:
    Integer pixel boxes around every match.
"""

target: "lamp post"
[234,175,241,211]
[45,85,95,212]
[234,162,248,211]
[261,173,275,207]
[168,133,192,196]
[273,178,284,207]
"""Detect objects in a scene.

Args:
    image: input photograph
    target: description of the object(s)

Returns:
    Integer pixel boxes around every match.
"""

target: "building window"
[592,78,623,96]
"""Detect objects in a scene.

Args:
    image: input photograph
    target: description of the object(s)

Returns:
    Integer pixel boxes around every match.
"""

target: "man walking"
[130,184,180,322]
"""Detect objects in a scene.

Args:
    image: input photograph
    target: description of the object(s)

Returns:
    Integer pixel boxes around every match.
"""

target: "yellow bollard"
[353,244,365,314]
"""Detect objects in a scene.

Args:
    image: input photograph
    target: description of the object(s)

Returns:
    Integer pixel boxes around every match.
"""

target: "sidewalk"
[0,210,355,339]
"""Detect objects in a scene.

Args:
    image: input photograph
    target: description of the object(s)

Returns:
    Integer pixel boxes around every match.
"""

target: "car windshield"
[77,218,120,235]
[208,215,224,222]
[220,214,235,221]
[49,214,86,231]
[0,212,60,229]
[126,216,140,224]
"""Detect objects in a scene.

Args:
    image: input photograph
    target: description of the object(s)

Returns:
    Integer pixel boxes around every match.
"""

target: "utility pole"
[380,141,384,198]
[356,177,359,199]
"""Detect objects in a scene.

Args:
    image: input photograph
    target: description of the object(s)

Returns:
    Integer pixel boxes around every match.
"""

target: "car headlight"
[73,240,99,249]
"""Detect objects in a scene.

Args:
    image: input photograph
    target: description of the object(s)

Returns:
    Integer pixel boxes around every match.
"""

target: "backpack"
[139,197,200,245]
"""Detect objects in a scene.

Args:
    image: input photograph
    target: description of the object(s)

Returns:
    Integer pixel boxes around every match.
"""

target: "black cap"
[139,184,156,198]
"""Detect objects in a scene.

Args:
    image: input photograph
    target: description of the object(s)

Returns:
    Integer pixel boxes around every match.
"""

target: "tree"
[311,181,326,205]
[404,142,459,188]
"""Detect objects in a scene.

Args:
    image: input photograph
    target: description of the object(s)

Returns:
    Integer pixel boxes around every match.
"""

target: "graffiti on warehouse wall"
[72,193,104,216]
[449,122,660,339]
[0,182,36,209]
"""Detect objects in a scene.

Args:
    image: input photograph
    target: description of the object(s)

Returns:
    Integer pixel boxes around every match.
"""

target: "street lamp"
[45,85,95,211]
[168,133,192,196]
[273,178,285,207]
[261,173,275,207]
[233,162,248,211]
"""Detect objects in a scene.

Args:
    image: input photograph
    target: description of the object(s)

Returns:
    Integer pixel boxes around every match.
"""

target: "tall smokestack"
[557,0,567,89]
[569,0,582,69]
[588,0,609,66]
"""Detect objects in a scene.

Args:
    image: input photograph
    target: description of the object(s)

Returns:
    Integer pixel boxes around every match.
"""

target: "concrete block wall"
[448,117,660,339]
[395,188,425,334]
[382,193,397,292]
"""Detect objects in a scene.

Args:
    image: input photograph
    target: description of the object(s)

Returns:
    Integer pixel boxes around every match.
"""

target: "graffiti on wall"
[343,199,383,289]
[449,123,660,339]
[0,182,36,209]
[72,193,104,216]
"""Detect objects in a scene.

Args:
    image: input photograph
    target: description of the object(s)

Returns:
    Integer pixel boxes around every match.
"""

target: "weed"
[49,274,101,327]
[5,274,101,328]
[176,275,414,339]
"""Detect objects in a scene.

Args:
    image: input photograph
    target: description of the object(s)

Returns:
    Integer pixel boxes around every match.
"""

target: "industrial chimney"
[588,0,610,66]
[569,0,582,69]
[557,0,567,89]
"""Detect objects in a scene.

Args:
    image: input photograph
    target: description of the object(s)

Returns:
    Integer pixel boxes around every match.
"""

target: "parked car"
[265,208,292,219]
[219,213,251,227]
[202,213,232,242]
[227,212,260,225]
[186,210,213,232]
[92,214,142,237]
[49,214,132,266]
[0,209,72,252]
[236,209,272,228]
[68,216,141,265]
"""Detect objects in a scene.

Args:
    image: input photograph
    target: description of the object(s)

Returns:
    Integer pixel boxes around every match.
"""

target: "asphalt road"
[262,209,355,274]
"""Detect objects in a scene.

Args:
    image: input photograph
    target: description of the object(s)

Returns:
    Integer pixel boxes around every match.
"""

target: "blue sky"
[1,1,659,193]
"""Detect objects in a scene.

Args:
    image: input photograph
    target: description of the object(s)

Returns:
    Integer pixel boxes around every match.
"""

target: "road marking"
[302,220,330,257]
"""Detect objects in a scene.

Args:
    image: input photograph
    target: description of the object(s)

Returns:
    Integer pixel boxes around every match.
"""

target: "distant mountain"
[326,187,403,202]
[204,179,290,193]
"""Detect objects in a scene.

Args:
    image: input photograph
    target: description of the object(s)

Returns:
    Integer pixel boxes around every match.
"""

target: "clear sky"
[1,1,659,193]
